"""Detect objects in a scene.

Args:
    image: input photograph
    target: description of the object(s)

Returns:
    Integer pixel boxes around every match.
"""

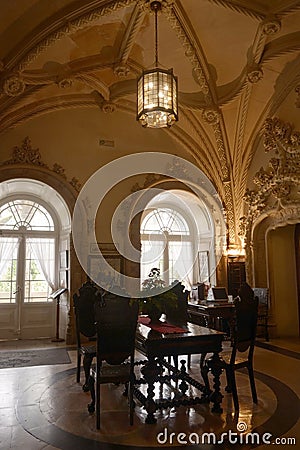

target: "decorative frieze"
[1,137,81,192]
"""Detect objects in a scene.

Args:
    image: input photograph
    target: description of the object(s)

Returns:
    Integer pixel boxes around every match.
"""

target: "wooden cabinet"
[227,261,246,297]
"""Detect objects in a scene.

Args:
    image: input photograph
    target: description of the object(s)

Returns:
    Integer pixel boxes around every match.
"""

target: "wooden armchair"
[73,280,99,391]
[221,296,259,410]
[87,291,139,429]
[202,296,258,410]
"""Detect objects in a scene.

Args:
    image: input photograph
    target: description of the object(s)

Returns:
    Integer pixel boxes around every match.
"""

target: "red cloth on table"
[138,316,187,334]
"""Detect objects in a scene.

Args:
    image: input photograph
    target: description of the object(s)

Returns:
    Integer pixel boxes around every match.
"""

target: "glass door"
[0,199,57,339]
[0,236,56,339]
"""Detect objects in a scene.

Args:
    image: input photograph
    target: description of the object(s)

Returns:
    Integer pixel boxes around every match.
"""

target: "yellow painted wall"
[267,225,299,337]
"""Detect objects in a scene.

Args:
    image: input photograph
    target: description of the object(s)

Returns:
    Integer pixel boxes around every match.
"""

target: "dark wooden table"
[134,320,224,424]
[188,300,235,335]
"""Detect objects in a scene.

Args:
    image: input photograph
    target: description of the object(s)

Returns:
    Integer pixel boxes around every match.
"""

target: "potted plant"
[138,268,177,323]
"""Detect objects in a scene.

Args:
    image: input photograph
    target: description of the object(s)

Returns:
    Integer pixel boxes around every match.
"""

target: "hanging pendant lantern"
[137,1,178,128]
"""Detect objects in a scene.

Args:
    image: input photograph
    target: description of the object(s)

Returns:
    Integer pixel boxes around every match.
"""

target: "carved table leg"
[141,357,162,424]
[207,351,223,413]
[200,352,211,402]
[178,360,188,396]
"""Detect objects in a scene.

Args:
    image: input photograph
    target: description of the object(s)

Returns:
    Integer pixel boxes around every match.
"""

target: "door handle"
[13,286,21,295]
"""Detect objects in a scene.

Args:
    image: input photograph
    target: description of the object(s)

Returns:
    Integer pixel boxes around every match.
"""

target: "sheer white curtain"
[170,240,193,290]
[28,238,56,291]
[141,239,165,285]
[0,237,18,279]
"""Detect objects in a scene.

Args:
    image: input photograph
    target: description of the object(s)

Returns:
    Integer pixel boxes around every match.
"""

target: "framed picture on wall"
[89,242,118,255]
[198,251,210,283]
[88,253,124,286]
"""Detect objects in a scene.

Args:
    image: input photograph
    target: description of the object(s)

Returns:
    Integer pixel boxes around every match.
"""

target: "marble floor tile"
[0,338,298,449]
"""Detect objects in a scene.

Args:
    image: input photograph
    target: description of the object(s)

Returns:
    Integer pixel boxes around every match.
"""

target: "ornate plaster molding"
[0,94,96,135]
[117,3,146,67]
[11,0,136,72]
[113,65,130,78]
[206,0,265,20]
[247,65,263,84]
[1,137,81,192]
[239,117,300,271]
[263,116,300,154]
[202,108,220,125]
[261,16,281,35]
[57,78,73,89]
[224,181,236,246]
[101,101,116,113]
[163,3,210,96]
[3,74,26,96]
[212,121,230,180]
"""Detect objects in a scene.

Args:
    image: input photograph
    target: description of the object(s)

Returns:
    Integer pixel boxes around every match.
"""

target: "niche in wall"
[267,224,299,337]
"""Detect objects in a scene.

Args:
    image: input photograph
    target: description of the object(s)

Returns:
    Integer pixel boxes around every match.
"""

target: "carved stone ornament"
[240,117,300,253]
[53,163,67,178]
[4,137,46,166]
[113,65,130,78]
[261,17,281,35]
[57,78,73,89]
[263,117,300,154]
[130,173,165,193]
[247,65,263,83]
[102,101,116,113]
[3,74,26,96]
[70,177,81,191]
[202,108,220,125]
[1,137,81,192]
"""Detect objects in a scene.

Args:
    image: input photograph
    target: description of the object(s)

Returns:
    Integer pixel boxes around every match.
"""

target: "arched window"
[141,207,193,288]
[0,199,54,231]
[0,199,56,305]
[140,189,222,290]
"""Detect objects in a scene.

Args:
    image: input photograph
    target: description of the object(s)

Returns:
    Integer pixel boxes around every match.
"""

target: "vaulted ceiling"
[0,0,300,248]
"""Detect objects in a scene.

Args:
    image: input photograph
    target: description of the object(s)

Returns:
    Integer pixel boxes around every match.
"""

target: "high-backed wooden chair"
[87,291,139,429]
[165,280,190,368]
[165,280,189,325]
[222,296,259,410]
[73,279,99,391]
